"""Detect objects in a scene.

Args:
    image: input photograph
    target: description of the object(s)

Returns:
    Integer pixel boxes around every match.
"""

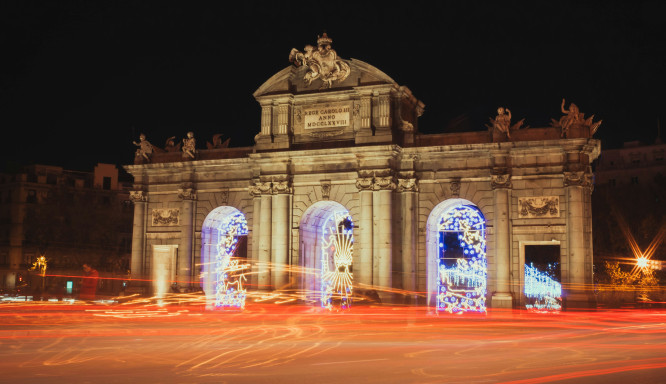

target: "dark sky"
[1,1,665,172]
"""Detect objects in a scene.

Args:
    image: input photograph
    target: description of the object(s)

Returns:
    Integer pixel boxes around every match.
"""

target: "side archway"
[299,201,353,310]
[426,199,487,313]
[201,206,249,309]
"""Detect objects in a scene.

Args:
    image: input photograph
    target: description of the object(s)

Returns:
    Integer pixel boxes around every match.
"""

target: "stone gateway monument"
[125,34,601,312]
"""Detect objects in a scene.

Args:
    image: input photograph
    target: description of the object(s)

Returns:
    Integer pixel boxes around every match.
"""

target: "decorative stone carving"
[450,178,461,197]
[491,174,512,189]
[375,176,396,190]
[288,33,351,89]
[152,208,180,226]
[355,171,396,191]
[249,180,272,197]
[551,99,602,138]
[164,136,181,152]
[219,189,229,205]
[400,119,414,132]
[272,179,292,194]
[206,134,230,149]
[397,178,418,192]
[321,180,331,199]
[178,183,196,200]
[249,178,292,196]
[485,107,525,139]
[564,171,593,189]
[356,170,397,191]
[182,131,196,159]
[129,190,147,203]
[355,177,374,191]
[132,134,153,164]
[518,197,559,218]
[309,130,344,139]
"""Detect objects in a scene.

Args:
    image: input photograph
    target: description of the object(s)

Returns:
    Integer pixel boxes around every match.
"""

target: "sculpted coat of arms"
[289,33,351,89]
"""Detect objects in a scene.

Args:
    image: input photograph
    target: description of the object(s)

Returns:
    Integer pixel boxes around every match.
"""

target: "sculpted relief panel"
[518,197,560,219]
[152,208,180,226]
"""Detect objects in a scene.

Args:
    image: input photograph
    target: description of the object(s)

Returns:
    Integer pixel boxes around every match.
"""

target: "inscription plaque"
[304,103,350,129]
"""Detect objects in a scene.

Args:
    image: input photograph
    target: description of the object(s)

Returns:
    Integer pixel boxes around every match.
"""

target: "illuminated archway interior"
[201,206,249,309]
[299,201,353,310]
[427,199,487,314]
[524,244,562,312]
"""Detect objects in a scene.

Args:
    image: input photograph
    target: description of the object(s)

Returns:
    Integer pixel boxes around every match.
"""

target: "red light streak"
[1,302,665,383]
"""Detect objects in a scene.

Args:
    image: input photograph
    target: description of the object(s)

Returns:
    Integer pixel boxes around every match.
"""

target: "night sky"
[1,1,665,172]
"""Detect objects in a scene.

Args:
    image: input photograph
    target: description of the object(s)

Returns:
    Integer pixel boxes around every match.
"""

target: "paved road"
[1,302,665,383]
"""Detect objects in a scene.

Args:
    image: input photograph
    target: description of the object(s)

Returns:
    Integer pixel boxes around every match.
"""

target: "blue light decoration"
[437,205,487,314]
[213,211,249,309]
[524,263,562,312]
[320,211,354,310]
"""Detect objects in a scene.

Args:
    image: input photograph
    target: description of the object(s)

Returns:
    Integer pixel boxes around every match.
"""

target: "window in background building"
[27,190,37,203]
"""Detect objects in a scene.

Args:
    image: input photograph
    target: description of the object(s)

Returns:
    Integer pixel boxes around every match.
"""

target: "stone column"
[491,174,513,308]
[272,178,291,289]
[177,184,196,290]
[355,177,374,286]
[398,178,418,298]
[258,183,273,290]
[129,190,147,283]
[565,171,594,308]
[374,176,395,294]
[250,193,261,289]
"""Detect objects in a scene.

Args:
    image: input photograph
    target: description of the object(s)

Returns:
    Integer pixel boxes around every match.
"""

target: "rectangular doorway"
[524,244,562,312]
[152,245,178,300]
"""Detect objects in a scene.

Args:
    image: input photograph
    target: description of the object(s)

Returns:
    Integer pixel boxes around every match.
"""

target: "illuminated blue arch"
[299,201,354,310]
[426,199,487,314]
[201,206,249,309]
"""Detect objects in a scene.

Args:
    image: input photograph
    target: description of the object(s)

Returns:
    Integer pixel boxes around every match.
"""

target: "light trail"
[1,303,665,383]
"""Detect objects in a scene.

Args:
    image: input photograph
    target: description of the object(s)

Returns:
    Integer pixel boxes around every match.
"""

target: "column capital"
[397,178,418,192]
[356,177,374,191]
[491,173,512,189]
[356,170,396,191]
[271,177,292,194]
[564,171,593,189]
[374,175,396,191]
[249,181,272,197]
[129,190,147,203]
[249,177,292,196]
[178,183,197,200]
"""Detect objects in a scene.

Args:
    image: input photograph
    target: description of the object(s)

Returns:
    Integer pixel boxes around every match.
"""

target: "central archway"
[299,201,353,310]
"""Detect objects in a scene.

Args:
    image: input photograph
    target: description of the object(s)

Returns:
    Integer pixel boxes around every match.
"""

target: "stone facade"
[124,36,600,309]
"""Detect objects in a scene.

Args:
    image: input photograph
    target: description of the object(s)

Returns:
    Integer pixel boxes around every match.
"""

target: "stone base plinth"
[491,292,514,309]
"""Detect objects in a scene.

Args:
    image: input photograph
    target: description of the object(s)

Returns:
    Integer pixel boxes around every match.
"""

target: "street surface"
[1,301,665,384]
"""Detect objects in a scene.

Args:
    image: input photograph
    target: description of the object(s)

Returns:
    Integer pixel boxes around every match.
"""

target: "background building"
[593,138,666,290]
[0,163,133,297]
